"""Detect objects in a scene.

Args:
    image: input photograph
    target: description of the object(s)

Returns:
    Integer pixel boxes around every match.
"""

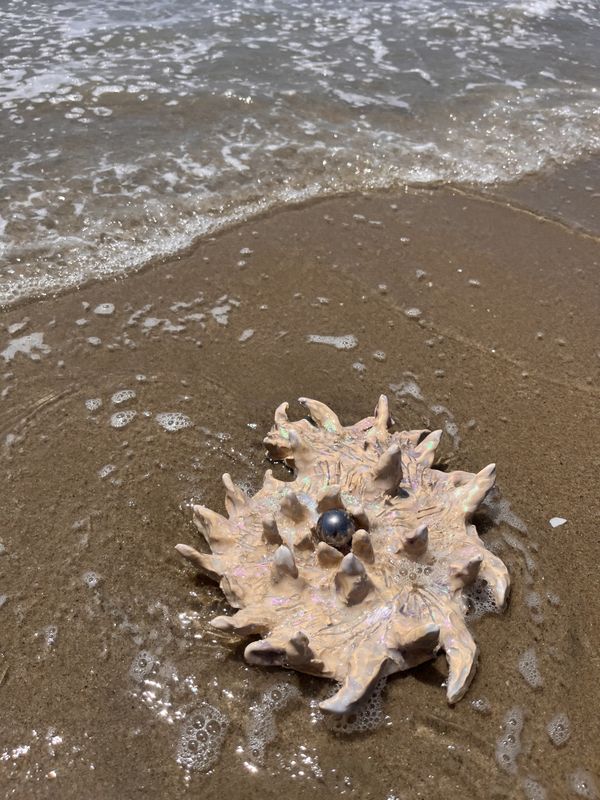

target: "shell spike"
[347,504,370,530]
[335,553,373,605]
[175,544,224,581]
[352,529,374,563]
[272,544,299,580]
[457,463,496,515]
[319,649,385,715]
[263,468,282,492]
[274,401,289,425]
[192,504,232,551]
[317,484,344,513]
[262,516,283,545]
[316,541,344,567]
[280,491,307,522]
[374,394,392,432]
[210,608,272,635]
[415,429,443,467]
[402,524,428,557]
[373,442,403,491]
[286,429,310,466]
[298,397,341,432]
[222,473,247,516]
[244,638,286,667]
[288,631,315,665]
[479,552,511,609]
[449,550,483,591]
[440,614,479,704]
[245,632,319,669]
[386,618,440,661]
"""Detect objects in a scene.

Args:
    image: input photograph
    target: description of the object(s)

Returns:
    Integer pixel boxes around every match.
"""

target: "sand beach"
[1,179,599,798]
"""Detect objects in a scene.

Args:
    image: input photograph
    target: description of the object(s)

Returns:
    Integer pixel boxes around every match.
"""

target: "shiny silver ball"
[315,509,355,551]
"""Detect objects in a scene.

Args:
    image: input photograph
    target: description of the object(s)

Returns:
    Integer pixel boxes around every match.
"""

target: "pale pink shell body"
[177,396,509,714]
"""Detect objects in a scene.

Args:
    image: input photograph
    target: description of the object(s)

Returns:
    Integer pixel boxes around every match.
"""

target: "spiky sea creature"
[176,397,509,714]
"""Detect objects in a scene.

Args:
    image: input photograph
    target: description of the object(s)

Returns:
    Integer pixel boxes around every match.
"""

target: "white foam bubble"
[465,578,500,621]
[93,303,115,316]
[522,777,548,800]
[238,328,254,342]
[110,410,136,428]
[518,647,543,689]
[389,379,423,401]
[323,677,387,735]
[307,334,358,350]
[246,682,300,763]
[470,697,491,715]
[211,303,231,326]
[7,318,28,335]
[177,703,229,772]
[85,398,102,411]
[98,463,115,478]
[496,707,524,774]
[129,651,156,683]
[546,712,570,747]
[155,412,192,432]
[82,571,99,589]
[569,769,599,799]
[1,332,50,362]
[111,389,136,404]
[525,591,544,623]
[42,624,59,650]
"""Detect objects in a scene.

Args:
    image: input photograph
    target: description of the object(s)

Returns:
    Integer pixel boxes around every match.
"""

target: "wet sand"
[1,184,599,799]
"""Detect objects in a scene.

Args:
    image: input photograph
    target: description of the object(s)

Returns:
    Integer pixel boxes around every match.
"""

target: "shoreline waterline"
[3,156,600,311]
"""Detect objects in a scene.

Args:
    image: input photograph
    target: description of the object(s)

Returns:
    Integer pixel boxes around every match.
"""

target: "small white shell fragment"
[549,517,567,528]
[94,303,115,316]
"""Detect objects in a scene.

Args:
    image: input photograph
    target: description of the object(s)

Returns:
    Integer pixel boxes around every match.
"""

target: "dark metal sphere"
[315,509,355,551]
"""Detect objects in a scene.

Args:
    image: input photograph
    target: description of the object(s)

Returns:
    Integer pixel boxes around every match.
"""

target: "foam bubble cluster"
[98,463,116,478]
[465,578,500,621]
[129,651,156,683]
[176,703,229,772]
[495,707,524,775]
[521,777,548,800]
[111,389,136,405]
[518,647,543,689]
[307,334,358,350]
[324,677,387,735]
[155,412,192,432]
[110,410,137,428]
[82,571,99,589]
[569,768,599,799]
[246,682,300,763]
[546,712,570,747]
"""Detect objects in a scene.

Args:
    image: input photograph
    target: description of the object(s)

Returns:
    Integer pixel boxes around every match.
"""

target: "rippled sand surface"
[1,187,598,798]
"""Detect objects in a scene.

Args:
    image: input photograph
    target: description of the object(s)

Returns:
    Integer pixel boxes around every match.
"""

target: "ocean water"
[1,0,599,305]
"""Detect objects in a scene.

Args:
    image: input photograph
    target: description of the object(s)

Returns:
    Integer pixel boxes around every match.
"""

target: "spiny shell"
[176,396,510,715]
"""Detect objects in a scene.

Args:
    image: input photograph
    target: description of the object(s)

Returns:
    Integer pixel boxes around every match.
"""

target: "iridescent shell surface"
[177,396,510,714]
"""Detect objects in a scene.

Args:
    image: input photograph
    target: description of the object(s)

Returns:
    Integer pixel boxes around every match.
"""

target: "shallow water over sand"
[1,189,598,798]
[2,0,600,303]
